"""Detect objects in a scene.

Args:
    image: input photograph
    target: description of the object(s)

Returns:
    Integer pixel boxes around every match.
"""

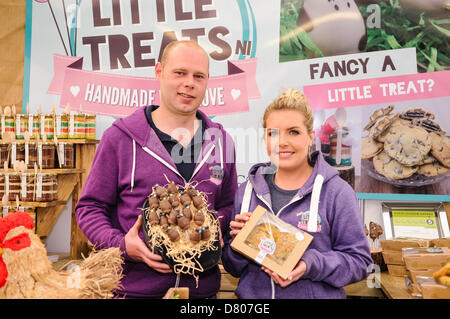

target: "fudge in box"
[231,205,313,280]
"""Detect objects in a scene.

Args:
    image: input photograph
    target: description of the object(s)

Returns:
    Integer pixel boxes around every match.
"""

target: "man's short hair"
[160,40,209,69]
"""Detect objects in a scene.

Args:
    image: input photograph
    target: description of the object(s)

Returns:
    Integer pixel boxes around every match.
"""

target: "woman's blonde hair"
[262,88,314,134]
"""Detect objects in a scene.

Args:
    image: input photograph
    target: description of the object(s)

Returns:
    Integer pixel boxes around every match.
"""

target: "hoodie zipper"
[141,143,217,185]
[254,192,303,299]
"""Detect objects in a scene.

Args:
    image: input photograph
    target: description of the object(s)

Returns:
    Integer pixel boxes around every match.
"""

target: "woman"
[222,89,372,299]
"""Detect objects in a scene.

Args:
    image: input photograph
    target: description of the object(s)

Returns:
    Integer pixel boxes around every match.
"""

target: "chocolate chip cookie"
[373,151,418,180]
[399,107,435,121]
[362,136,383,159]
[417,162,449,177]
[384,125,431,166]
[429,132,450,168]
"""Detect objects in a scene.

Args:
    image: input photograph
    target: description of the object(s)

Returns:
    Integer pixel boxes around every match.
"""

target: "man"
[75,41,238,298]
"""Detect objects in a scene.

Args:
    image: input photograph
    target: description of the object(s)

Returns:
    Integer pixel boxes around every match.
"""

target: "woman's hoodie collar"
[247,151,339,198]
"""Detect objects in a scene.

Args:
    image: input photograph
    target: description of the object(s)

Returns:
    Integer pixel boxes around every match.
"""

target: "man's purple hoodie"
[75,106,237,298]
[222,152,372,299]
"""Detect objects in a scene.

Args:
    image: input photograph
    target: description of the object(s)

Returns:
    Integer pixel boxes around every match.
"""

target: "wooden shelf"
[0,168,84,174]
[6,139,99,144]
[8,200,68,208]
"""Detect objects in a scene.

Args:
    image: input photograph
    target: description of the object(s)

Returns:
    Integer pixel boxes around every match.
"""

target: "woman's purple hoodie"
[222,152,372,299]
[75,106,237,298]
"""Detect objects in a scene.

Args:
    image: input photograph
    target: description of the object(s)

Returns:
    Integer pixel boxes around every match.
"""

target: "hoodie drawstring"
[131,139,136,192]
[307,174,324,233]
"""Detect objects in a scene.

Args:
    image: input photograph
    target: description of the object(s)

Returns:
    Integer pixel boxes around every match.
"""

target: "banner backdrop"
[24,0,450,200]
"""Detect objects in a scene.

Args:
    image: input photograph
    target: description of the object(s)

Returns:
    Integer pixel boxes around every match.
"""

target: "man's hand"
[124,215,172,273]
[262,260,307,288]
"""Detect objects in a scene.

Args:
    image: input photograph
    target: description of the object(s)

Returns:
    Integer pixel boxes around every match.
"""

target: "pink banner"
[48,54,260,117]
[304,70,450,110]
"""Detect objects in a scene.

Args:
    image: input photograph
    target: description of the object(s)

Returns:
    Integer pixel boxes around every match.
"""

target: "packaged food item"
[85,114,96,139]
[56,142,75,168]
[15,114,28,140]
[20,173,35,202]
[27,114,40,139]
[40,114,54,139]
[7,173,21,201]
[38,142,56,169]
[55,113,69,139]
[380,238,430,251]
[0,143,10,167]
[69,113,86,138]
[231,205,313,280]
[403,247,450,271]
[1,115,15,138]
[35,173,57,202]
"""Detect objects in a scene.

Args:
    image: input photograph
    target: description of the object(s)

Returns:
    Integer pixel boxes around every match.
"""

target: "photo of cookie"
[376,118,411,143]
[384,125,431,166]
[417,162,449,177]
[359,103,450,191]
[373,151,418,180]
[364,104,394,131]
[368,113,399,139]
[429,132,450,168]
[399,107,435,121]
[361,136,383,159]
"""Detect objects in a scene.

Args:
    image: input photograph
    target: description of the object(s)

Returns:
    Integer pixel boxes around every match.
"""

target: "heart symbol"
[231,89,241,101]
[70,86,80,97]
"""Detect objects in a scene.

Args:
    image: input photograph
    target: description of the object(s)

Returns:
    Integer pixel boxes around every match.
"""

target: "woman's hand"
[262,260,307,287]
[124,215,172,273]
[229,212,252,239]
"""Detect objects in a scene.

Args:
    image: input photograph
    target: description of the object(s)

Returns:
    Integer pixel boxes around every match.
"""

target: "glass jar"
[69,113,86,139]
[329,127,352,167]
[11,142,25,167]
[0,143,10,168]
[85,114,96,139]
[20,173,35,202]
[35,173,57,202]
[0,172,5,200]
[38,142,56,169]
[56,142,75,168]
[28,114,40,139]
[15,114,29,140]
[40,114,54,140]
[1,115,15,139]
[7,173,21,202]
[26,142,38,169]
[55,113,69,139]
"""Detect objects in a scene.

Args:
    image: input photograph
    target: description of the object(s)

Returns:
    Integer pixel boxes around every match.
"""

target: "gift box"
[231,205,313,280]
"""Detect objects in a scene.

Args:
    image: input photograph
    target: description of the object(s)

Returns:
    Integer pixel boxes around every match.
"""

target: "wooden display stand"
[1,139,98,260]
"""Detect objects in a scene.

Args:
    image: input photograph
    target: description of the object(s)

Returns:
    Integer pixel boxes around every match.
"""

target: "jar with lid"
[26,142,38,169]
[17,206,36,233]
[15,114,29,140]
[69,113,86,138]
[20,172,35,202]
[0,172,5,200]
[28,114,40,139]
[40,114,54,140]
[11,142,25,168]
[329,127,353,166]
[56,142,75,168]
[0,143,10,167]
[6,172,21,202]
[35,173,57,202]
[38,142,56,169]
[55,113,69,139]
[85,114,96,139]
[1,115,15,139]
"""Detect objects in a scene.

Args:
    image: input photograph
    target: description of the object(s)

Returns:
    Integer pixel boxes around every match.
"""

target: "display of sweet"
[362,105,450,181]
